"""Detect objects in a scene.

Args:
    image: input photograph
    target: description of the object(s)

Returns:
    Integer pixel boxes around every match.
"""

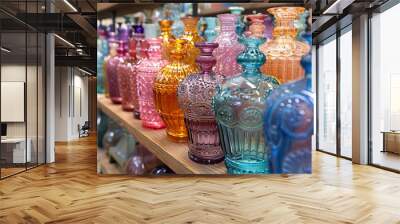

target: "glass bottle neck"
[198,59,214,74]
[272,17,297,38]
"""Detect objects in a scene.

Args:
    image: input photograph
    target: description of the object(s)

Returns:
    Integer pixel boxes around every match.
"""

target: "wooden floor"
[1,135,400,223]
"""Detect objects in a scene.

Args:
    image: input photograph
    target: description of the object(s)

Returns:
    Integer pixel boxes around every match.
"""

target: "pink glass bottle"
[106,40,126,104]
[137,38,167,129]
[213,14,244,78]
[177,42,224,164]
[117,38,138,111]
[131,37,150,119]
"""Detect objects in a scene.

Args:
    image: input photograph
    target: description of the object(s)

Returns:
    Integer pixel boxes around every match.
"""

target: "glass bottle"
[264,15,274,40]
[159,19,175,60]
[247,14,267,38]
[106,40,127,104]
[137,38,167,129]
[228,6,245,35]
[97,28,108,94]
[154,39,199,142]
[295,11,309,40]
[203,17,218,42]
[180,16,204,66]
[264,32,313,174]
[260,7,309,84]
[213,35,279,174]
[213,14,244,78]
[177,42,224,164]
[103,32,116,98]
[117,38,137,111]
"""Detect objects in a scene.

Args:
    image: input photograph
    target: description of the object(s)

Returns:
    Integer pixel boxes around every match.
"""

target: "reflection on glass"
[340,29,352,158]
[371,4,400,171]
[1,32,27,177]
[317,37,337,154]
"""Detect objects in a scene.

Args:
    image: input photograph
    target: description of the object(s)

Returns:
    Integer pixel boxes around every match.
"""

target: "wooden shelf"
[97,94,226,174]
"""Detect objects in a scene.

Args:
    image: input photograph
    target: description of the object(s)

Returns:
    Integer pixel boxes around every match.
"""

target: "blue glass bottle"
[213,35,279,174]
[203,17,218,42]
[263,32,313,174]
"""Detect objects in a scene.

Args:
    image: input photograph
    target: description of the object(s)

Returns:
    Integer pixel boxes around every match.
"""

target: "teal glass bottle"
[213,35,279,174]
[203,17,218,42]
[263,32,313,174]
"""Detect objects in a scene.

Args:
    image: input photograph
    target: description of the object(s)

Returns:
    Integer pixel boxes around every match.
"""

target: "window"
[340,28,352,158]
[370,3,400,171]
[317,36,337,154]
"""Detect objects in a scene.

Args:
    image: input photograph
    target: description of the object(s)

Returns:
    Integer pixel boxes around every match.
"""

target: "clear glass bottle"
[106,39,125,104]
[203,17,218,42]
[260,7,309,84]
[177,42,224,164]
[213,14,244,78]
[213,35,279,174]
[117,38,137,111]
[137,38,167,129]
[180,16,204,66]
[154,39,199,142]
[264,32,313,174]
[159,19,175,60]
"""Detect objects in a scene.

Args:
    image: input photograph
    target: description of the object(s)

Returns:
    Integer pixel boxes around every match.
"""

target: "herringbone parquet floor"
[1,135,400,224]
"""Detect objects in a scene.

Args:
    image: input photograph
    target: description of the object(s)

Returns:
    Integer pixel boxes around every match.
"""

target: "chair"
[78,121,90,138]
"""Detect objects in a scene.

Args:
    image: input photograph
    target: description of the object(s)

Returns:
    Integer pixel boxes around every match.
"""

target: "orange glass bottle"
[154,39,199,142]
[180,17,204,66]
[260,7,309,84]
[159,19,175,60]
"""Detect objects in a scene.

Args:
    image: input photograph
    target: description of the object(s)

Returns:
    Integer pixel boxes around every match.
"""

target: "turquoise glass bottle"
[203,17,218,42]
[263,32,313,174]
[213,35,279,174]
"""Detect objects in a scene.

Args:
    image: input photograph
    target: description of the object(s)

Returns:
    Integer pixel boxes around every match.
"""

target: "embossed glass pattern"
[154,39,199,142]
[103,32,117,98]
[264,32,313,174]
[117,38,137,111]
[137,38,167,129]
[106,40,125,104]
[178,42,224,164]
[260,7,309,84]
[213,14,244,78]
[213,35,279,174]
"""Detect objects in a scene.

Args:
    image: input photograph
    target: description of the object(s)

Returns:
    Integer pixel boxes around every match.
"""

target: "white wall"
[54,67,89,141]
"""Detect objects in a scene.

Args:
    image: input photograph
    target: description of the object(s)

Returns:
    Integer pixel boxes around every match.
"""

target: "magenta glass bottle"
[137,38,167,129]
[213,14,244,78]
[177,42,224,164]
[117,38,138,111]
[106,40,127,104]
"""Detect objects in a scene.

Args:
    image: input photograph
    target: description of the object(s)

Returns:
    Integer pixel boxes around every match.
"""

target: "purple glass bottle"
[106,40,126,104]
[177,42,224,164]
[137,38,167,129]
[213,14,244,78]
